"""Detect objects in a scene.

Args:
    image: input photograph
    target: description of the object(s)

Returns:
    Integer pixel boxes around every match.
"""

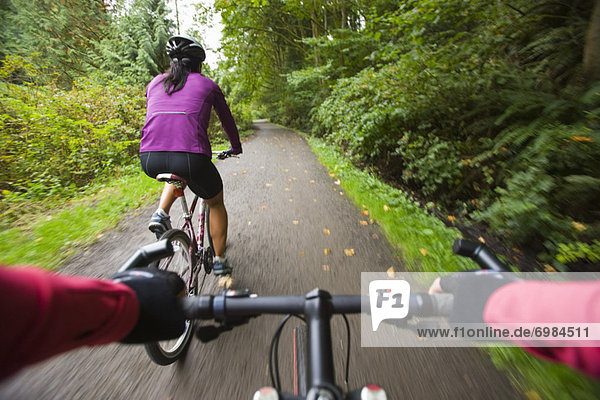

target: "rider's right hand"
[110,268,186,343]
[429,271,520,323]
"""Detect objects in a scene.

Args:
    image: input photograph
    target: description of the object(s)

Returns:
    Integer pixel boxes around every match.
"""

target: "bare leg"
[205,190,227,257]
[158,183,177,214]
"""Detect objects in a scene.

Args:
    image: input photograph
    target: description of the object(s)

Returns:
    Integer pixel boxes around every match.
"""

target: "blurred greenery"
[215,0,600,272]
[1,0,600,397]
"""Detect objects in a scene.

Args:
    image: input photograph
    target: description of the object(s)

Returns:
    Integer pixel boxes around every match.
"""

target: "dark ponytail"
[161,58,201,95]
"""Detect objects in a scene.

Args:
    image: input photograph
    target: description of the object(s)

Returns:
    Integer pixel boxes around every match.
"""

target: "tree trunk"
[584,0,600,84]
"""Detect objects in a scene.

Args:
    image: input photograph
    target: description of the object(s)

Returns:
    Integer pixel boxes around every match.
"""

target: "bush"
[0,73,146,218]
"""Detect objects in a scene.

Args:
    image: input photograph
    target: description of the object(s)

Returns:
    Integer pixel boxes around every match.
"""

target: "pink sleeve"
[484,281,600,378]
[212,86,242,153]
[0,267,139,380]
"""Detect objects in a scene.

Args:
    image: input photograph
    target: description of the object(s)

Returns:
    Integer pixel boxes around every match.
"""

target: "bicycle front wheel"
[145,229,196,365]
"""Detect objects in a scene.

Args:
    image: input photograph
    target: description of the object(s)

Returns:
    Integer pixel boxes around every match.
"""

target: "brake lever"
[195,324,233,343]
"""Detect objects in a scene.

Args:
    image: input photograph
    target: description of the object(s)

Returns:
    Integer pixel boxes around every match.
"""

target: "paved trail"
[0,122,520,399]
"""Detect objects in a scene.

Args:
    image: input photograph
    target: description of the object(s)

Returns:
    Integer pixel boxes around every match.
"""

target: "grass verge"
[306,135,600,400]
[0,170,162,270]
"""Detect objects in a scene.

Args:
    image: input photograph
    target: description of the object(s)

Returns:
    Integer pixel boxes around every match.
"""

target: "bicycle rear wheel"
[293,325,308,396]
[145,229,196,365]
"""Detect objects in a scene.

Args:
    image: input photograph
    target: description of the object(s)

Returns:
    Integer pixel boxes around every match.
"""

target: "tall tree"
[2,0,110,86]
[584,0,600,84]
[94,0,174,85]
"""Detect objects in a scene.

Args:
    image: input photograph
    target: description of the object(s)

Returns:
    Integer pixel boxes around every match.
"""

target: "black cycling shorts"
[140,152,223,199]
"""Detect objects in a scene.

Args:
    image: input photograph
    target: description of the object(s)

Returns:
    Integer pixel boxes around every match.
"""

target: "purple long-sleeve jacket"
[140,73,242,155]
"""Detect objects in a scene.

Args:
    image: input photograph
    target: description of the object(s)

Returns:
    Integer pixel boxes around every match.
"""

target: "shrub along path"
[0,121,519,399]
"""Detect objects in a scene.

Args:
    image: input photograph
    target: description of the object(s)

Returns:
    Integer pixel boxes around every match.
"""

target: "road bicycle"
[119,238,508,399]
[121,149,234,365]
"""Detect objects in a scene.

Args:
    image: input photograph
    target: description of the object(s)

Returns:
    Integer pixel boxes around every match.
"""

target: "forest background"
[0,0,600,397]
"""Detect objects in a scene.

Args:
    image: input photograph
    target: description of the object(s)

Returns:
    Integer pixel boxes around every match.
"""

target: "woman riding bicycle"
[139,35,242,276]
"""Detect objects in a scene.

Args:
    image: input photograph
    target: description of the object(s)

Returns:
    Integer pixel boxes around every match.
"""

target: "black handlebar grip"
[118,239,173,272]
[453,239,508,272]
[180,296,214,319]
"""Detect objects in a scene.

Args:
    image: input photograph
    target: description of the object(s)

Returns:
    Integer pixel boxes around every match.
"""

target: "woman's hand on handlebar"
[218,147,242,159]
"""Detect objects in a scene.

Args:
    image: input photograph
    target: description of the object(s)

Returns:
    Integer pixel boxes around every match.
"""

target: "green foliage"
[556,241,600,265]
[1,0,111,87]
[488,347,600,400]
[0,73,146,220]
[92,0,174,85]
[0,169,162,270]
[308,136,471,273]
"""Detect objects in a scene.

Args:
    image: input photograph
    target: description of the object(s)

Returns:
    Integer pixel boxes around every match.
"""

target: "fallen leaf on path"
[329,173,336,178]
[310,180,316,184]
[242,171,247,174]
[447,215,456,222]
[362,210,369,216]
[301,252,305,257]
[258,206,267,210]
[285,188,291,191]
[322,265,330,271]
[283,169,290,172]
[544,264,557,272]
[386,267,395,278]
[360,220,368,226]
[334,179,341,185]
[344,249,355,256]
[293,220,299,225]
[324,248,331,255]
[525,391,542,400]
[340,192,344,196]
[248,221,252,226]
[323,228,330,235]
[218,276,233,289]
[478,236,486,243]
[265,183,272,187]
[289,199,294,202]
[287,179,292,183]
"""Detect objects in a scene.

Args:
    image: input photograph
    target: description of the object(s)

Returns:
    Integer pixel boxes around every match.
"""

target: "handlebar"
[453,238,509,272]
[213,149,237,160]
[178,291,453,321]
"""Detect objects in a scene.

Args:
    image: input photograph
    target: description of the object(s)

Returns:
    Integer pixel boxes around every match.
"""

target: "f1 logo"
[369,280,410,331]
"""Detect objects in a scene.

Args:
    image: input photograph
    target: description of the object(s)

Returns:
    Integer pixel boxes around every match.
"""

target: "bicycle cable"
[269,314,305,391]
[341,314,351,392]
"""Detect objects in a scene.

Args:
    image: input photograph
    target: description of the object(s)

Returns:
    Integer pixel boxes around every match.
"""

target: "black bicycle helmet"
[166,35,206,64]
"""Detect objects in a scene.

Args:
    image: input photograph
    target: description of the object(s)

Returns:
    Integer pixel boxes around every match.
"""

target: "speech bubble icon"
[369,280,410,331]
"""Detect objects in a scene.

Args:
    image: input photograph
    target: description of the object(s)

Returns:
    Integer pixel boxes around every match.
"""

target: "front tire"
[145,229,195,365]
